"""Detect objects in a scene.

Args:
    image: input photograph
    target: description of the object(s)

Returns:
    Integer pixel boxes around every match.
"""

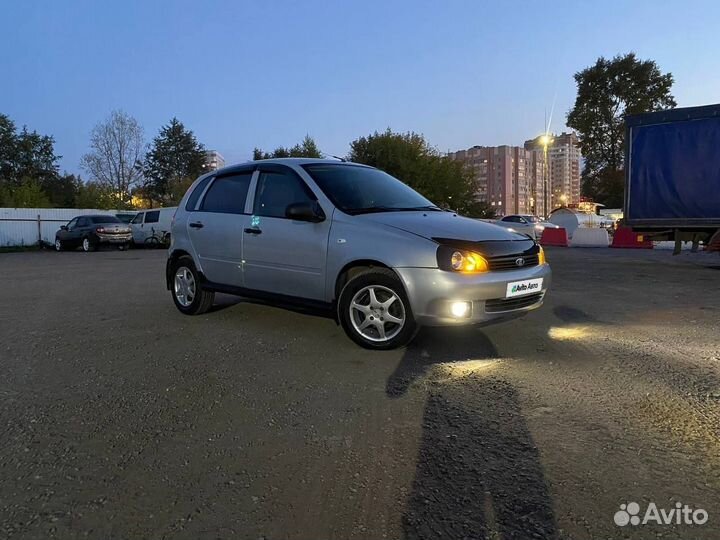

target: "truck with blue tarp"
[625,104,720,253]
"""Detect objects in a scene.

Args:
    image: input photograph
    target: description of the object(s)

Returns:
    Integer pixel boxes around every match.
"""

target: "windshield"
[302,164,438,214]
[523,215,541,223]
[115,214,135,223]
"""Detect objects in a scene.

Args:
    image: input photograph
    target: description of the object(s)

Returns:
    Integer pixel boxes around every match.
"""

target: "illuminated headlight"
[450,301,471,318]
[438,246,489,273]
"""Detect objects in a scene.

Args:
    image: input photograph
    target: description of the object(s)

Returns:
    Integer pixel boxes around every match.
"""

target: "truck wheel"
[170,256,214,315]
[338,268,417,350]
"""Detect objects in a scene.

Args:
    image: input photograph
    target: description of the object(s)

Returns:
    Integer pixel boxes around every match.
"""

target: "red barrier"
[540,227,568,247]
[611,227,653,249]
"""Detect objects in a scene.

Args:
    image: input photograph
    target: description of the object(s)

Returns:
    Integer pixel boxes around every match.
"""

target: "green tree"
[347,129,491,217]
[0,113,60,189]
[143,117,207,205]
[0,113,17,183]
[253,135,322,160]
[0,177,51,208]
[41,173,83,208]
[566,53,676,207]
[75,181,115,209]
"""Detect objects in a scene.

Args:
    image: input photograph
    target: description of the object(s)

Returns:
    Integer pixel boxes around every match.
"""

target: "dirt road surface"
[1,247,719,539]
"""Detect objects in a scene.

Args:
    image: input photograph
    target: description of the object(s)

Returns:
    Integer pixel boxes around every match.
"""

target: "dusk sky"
[2,0,719,175]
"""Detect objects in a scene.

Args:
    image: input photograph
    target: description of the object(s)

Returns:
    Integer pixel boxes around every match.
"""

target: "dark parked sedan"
[55,215,132,252]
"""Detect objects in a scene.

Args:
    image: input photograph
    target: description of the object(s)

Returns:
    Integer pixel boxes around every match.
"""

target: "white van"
[130,207,177,246]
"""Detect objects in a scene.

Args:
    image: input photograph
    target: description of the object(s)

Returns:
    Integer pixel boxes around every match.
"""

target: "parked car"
[115,212,137,224]
[494,214,560,239]
[55,215,132,252]
[130,207,176,246]
[166,159,551,349]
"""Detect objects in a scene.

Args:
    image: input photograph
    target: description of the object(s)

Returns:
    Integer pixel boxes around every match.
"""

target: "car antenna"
[323,153,346,162]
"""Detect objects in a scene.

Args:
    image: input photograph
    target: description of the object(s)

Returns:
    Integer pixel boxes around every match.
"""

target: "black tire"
[170,256,214,315]
[54,238,63,251]
[338,268,417,350]
[118,242,130,251]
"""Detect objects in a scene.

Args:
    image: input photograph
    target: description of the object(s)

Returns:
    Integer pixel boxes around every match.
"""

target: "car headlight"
[538,245,546,265]
[437,246,489,273]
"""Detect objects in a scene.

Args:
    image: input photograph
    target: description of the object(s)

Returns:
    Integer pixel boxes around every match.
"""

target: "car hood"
[356,211,529,242]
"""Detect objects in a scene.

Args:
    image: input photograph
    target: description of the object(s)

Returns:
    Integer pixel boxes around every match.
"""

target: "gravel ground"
[1,247,719,539]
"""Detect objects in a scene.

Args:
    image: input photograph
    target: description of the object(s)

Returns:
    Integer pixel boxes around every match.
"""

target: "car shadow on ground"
[387,327,558,539]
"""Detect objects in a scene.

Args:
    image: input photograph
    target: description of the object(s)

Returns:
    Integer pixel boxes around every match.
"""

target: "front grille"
[487,253,539,272]
[485,292,543,313]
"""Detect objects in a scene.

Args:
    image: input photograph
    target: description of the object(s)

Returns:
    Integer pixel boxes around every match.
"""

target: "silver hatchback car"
[166,158,551,349]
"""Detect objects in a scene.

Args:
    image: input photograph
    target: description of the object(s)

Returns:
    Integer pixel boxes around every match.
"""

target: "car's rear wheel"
[170,256,214,315]
[81,237,95,252]
[338,268,417,350]
[54,238,63,251]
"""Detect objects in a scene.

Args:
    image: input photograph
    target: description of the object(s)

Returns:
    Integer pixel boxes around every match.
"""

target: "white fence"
[0,208,122,247]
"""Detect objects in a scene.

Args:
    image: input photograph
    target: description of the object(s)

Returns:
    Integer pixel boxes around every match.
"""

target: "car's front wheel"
[54,238,63,251]
[338,268,417,350]
[170,256,214,315]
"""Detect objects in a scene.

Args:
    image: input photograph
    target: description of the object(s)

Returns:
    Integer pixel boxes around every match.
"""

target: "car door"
[242,164,330,300]
[186,170,254,287]
[59,217,79,246]
[130,212,145,243]
[75,217,91,242]
[143,210,161,243]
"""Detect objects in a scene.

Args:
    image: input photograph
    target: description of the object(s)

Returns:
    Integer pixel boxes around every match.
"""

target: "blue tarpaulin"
[628,115,720,225]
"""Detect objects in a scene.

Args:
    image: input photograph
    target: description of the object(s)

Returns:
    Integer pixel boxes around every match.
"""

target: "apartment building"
[524,132,581,209]
[447,145,544,216]
[205,150,225,171]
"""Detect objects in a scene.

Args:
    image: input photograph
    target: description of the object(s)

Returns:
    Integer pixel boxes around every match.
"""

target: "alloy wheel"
[174,266,196,307]
[349,285,405,342]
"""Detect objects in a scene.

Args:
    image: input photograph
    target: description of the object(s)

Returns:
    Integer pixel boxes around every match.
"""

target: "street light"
[540,134,554,217]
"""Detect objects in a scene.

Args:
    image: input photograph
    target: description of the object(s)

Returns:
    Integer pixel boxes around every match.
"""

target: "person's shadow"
[387,327,558,540]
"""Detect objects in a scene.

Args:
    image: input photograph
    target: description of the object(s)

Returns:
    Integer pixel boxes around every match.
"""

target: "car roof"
[212,158,370,176]
[80,214,118,219]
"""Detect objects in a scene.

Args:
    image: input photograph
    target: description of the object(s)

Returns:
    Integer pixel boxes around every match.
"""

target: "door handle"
[189,222,204,229]
[244,228,262,235]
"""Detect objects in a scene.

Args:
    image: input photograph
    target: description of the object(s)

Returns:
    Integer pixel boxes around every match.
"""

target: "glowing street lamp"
[539,134,554,217]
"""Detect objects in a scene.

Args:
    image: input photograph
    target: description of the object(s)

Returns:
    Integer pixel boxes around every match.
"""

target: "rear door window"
[201,172,253,214]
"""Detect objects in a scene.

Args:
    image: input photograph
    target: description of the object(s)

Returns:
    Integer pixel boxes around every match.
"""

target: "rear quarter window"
[185,176,213,211]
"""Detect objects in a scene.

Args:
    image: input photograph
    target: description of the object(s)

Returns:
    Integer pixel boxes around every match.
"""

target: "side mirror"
[286,201,325,223]
[60,225,68,231]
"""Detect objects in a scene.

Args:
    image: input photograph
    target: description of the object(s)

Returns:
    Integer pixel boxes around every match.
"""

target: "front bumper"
[395,263,551,326]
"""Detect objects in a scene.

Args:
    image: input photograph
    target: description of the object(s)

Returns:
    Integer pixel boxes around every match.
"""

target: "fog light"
[450,301,471,318]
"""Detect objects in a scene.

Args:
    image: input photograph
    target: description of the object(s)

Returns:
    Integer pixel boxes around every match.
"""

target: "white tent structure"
[548,208,613,238]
